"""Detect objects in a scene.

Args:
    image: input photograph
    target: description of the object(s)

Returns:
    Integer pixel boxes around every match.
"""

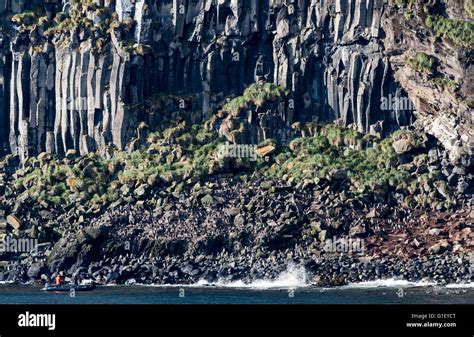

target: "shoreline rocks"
[0,177,471,287]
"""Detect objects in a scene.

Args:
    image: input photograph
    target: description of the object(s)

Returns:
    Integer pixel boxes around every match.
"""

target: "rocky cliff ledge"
[0,0,471,164]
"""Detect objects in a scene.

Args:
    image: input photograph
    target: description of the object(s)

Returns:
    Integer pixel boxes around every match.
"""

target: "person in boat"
[55,272,63,286]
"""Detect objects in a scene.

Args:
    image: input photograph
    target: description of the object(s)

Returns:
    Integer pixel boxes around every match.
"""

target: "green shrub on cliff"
[425,15,474,48]
[11,11,48,32]
[408,52,435,74]
[4,114,454,212]
[12,120,228,208]
[223,82,286,114]
[11,11,36,24]
[262,125,452,208]
[243,82,286,105]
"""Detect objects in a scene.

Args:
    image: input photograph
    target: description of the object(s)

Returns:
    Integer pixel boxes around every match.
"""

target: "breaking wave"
[445,282,474,288]
[204,264,308,289]
[343,279,437,288]
[83,270,473,289]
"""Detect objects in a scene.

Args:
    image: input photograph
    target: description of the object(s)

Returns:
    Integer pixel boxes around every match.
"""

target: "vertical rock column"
[0,46,6,155]
[29,51,48,157]
[9,51,32,162]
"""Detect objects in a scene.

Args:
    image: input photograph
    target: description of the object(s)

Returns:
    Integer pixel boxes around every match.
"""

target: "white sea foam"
[445,282,474,289]
[343,279,437,288]
[213,264,308,289]
[80,270,472,290]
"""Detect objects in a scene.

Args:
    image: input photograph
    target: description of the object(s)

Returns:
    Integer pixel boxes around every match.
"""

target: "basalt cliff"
[0,0,470,160]
[0,0,472,286]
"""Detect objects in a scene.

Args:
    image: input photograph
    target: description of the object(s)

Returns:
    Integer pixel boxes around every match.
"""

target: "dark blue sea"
[0,282,473,304]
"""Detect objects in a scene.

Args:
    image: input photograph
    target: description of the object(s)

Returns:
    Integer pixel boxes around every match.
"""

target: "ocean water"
[0,280,473,304]
[1,265,472,304]
[0,283,473,304]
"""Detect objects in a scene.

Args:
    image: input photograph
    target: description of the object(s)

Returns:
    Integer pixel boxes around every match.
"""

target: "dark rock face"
[0,0,422,161]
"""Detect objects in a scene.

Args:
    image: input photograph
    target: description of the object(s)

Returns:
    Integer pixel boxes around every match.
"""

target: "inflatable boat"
[43,283,96,292]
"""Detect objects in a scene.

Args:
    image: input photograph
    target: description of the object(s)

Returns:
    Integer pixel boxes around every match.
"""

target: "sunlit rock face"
[0,0,470,165]
[382,1,473,164]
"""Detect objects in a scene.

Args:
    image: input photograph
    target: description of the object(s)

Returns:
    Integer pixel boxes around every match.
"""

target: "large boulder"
[27,263,45,279]
[6,214,21,230]
[392,139,413,154]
